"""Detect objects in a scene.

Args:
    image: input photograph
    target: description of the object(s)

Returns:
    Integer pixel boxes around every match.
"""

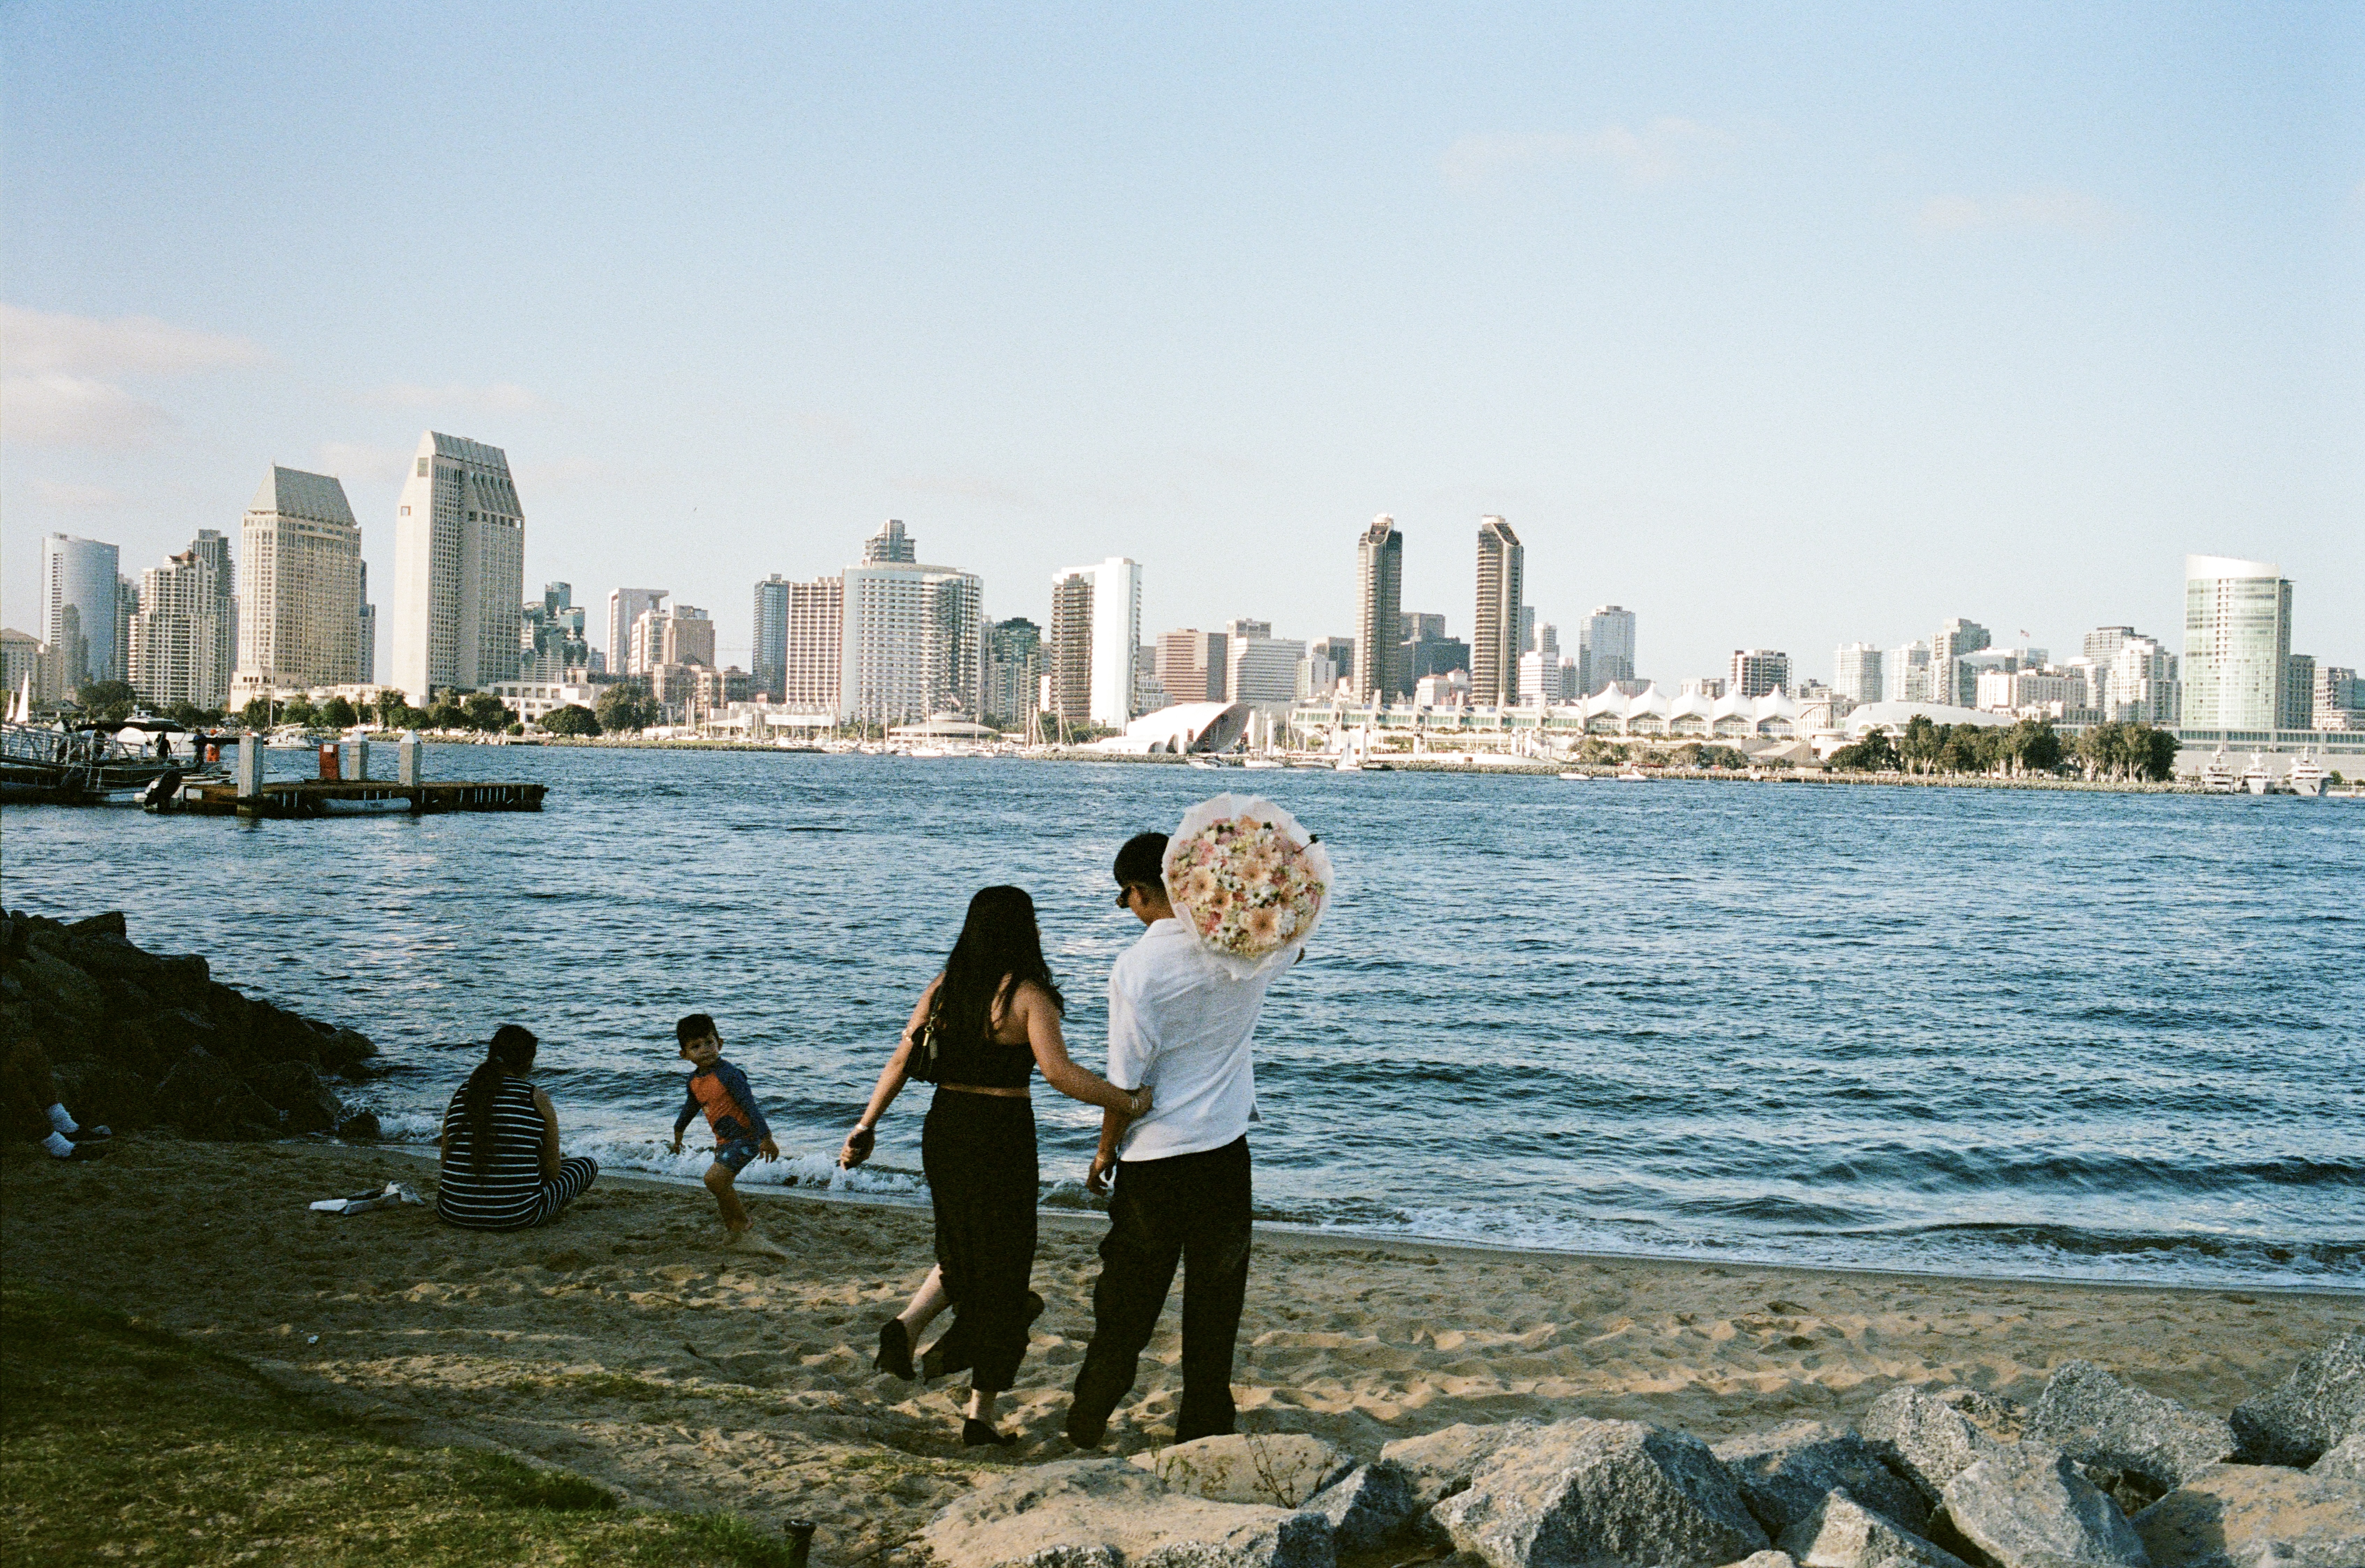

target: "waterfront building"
[841,531,984,726]
[985,617,1041,730]
[1157,629,1229,704]
[1730,649,1791,699]
[781,578,843,710]
[1415,668,1471,708]
[1930,618,1991,709]
[2182,555,2292,732]
[488,678,598,723]
[113,575,138,689]
[1046,557,1140,730]
[1833,642,1884,705]
[1977,666,2086,714]
[2101,635,2179,724]
[1581,606,1637,696]
[863,518,917,564]
[1884,641,1934,704]
[1354,515,1404,703]
[38,533,119,690]
[1298,637,1351,703]
[752,575,791,697]
[390,431,524,703]
[1519,650,1577,705]
[1473,516,1523,708]
[236,466,363,697]
[607,588,668,675]
[2,629,39,705]
[2314,666,2364,731]
[1227,631,1305,715]
[128,539,232,709]
[2281,654,2316,733]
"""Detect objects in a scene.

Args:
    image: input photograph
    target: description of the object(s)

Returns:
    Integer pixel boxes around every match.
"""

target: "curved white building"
[1091,701,1251,755]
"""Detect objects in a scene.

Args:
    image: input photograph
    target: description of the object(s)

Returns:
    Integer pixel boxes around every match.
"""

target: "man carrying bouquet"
[1065,829,1293,1448]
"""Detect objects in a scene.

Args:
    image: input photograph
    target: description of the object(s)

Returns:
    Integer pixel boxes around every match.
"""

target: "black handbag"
[906,1010,944,1083]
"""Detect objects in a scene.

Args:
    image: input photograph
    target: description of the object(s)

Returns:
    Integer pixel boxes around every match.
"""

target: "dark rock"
[1938,1446,2146,1568]
[337,1109,382,1140]
[1712,1419,1931,1536]
[248,1061,342,1134]
[10,947,106,1027]
[2028,1359,2237,1499]
[47,1060,156,1132]
[1305,1460,1420,1553]
[318,1026,377,1074]
[1778,1492,1973,1568]
[2132,1461,2365,1568]
[2230,1334,2365,1468]
[64,911,127,939]
[155,1052,278,1139]
[1430,1417,1769,1568]
[1863,1388,2006,1505]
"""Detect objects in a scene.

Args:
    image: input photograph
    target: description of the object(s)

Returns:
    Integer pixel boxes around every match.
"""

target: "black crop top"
[928,1021,1036,1088]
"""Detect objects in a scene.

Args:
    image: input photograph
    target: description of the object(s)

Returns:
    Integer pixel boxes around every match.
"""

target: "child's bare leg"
[965,1386,997,1423]
[704,1163,750,1232]
[897,1264,950,1333]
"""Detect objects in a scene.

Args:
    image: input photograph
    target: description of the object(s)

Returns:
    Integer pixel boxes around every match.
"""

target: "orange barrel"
[318,743,340,781]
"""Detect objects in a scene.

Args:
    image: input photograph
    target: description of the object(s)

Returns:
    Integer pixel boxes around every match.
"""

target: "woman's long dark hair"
[460,1024,538,1174]
[931,886,1063,1047]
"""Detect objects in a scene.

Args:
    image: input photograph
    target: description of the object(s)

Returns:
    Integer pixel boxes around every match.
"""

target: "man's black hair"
[676,1013,716,1045]
[1113,831,1169,892]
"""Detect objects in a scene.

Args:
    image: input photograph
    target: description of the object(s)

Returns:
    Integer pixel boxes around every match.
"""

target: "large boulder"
[1777,1492,1974,1568]
[154,1052,279,1139]
[920,1455,1333,1568]
[1430,1418,1768,1568]
[2230,1335,2364,1468]
[1304,1461,1420,1553]
[248,1061,344,1134]
[46,1059,155,1132]
[1937,1445,2147,1568]
[1712,1420,1930,1536]
[2029,1359,2238,1503]
[2132,1462,2365,1568]
[1380,1419,1543,1511]
[2308,1432,2365,1481]
[1862,1388,2006,1504]
[1129,1433,1356,1509]
[9,946,106,1028]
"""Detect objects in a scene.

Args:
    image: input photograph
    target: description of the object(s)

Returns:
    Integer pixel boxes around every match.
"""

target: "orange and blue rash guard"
[672,1059,770,1146]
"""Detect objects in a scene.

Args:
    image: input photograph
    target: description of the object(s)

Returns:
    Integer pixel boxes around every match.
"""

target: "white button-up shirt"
[1106,917,1281,1162]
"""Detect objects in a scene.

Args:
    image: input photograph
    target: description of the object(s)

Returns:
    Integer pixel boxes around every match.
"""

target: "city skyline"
[5,6,2357,687]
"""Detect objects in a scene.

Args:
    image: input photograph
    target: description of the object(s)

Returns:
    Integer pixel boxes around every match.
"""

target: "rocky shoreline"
[0,909,380,1140]
[929,1342,2363,1568]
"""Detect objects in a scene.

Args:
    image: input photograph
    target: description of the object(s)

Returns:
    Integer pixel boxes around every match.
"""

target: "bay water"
[6,746,2359,1288]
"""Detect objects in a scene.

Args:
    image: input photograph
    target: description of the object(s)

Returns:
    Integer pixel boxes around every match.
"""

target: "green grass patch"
[0,1283,797,1567]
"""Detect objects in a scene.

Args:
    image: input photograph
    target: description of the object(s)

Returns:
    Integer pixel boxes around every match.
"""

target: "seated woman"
[435,1025,597,1229]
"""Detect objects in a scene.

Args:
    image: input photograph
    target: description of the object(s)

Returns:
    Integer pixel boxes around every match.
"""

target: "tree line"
[1826,716,2179,782]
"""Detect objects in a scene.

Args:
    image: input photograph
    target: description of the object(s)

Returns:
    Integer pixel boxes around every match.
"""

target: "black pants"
[1070,1135,1252,1444]
[920,1090,1038,1395]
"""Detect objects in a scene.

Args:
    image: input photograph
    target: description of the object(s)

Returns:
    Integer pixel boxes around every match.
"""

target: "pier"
[175,778,547,818]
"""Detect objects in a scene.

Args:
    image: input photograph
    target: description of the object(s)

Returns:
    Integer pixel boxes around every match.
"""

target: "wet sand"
[4,1136,2353,1564]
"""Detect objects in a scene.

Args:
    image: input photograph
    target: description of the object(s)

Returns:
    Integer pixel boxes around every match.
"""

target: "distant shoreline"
[457,734,2224,793]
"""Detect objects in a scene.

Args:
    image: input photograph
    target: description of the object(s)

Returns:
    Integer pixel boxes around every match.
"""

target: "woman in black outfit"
[840,886,1150,1446]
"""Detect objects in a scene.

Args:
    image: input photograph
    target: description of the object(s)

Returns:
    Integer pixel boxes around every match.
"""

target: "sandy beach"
[3,1135,2354,1564]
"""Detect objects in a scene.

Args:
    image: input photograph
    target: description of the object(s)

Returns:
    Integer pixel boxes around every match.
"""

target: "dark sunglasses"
[1113,884,1134,908]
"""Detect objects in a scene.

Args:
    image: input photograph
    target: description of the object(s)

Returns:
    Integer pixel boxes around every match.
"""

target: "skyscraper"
[39,534,119,690]
[1472,516,1523,707]
[840,526,984,725]
[1354,514,1403,704]
[129,539,231,709]
[390,431,524,703]
[781,578,844,709]
[358,561,376,685]
[607,588,668,675]
[1047,558,1141,730]
[1932,617,1991,708]
[2182,556,2293,732]
[1884,641,1933,703]
[1156,629,1228,704]
[1581,606,1636,695]
[2281,654,2316,732]
[752,575,792,698]
[863,518,917,564]
[236,466,363,695]
[985,617,1042,730]
[1833,643,1884,705]
[1730,649,1791,699]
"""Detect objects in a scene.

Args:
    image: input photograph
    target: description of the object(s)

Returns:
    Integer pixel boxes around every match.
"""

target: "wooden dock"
[178,779,547,818]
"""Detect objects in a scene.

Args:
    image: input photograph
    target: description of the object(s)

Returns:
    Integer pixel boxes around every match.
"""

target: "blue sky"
[6,2,2359,680]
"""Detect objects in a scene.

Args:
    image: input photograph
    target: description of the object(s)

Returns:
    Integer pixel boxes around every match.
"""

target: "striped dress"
[434,1075,597,1230]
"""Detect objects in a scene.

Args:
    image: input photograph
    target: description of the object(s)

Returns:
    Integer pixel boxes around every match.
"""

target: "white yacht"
[2286,753,2327,799]
[2199,748,2239,793]
[2240,754,2274,796]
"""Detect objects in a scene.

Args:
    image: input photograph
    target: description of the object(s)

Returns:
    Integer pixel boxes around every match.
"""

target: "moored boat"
[2287,753,2327,799]
[2200,748,2239,793]
[2240,754,2273,795]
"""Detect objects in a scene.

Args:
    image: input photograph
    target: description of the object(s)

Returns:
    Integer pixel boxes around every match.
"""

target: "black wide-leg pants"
[1069,1135,1252,1443]
[920,1090,1038,1395]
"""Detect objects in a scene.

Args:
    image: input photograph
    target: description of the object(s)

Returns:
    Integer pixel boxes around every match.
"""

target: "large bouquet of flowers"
[1162,794,1334,979]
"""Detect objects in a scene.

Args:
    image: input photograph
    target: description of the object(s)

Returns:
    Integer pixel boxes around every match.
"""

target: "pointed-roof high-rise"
[390,432,524,703]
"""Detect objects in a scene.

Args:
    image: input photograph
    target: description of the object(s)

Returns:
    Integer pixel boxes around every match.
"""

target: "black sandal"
[962,1418,1015,1448]
[875,1318,915,1381]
